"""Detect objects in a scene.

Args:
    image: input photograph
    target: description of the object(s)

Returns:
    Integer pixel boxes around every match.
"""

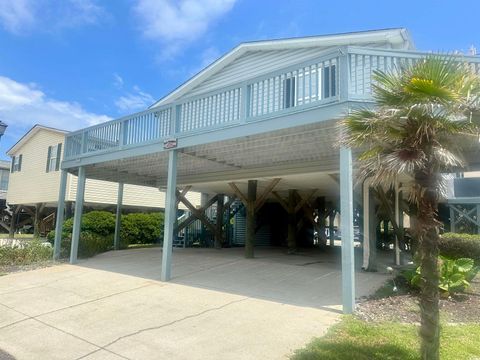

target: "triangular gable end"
[7,125,67,156]
[152,28,413,107]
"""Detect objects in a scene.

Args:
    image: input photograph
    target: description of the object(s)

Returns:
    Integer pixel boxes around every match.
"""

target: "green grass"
[292,317,480,360]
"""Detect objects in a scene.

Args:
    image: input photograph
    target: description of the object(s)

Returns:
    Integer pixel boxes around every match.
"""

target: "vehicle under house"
[54,28,480,313]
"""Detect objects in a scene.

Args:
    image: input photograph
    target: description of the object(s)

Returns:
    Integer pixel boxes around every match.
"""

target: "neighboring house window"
[0,169,9,190]
[46,143,62,172]
[11,155,22,173]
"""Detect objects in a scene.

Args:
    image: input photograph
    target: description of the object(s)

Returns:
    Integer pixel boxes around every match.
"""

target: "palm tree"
[342,56,480,360]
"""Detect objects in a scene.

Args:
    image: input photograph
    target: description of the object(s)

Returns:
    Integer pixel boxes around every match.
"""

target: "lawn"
[292,317,480,360]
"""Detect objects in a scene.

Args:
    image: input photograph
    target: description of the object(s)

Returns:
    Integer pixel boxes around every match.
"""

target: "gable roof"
[7,124,68,156]
[151,28,413,107]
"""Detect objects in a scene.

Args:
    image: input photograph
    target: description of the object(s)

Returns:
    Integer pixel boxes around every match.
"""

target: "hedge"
[47,210,164,259]
[120,212,164,246]
[439,233,480,265]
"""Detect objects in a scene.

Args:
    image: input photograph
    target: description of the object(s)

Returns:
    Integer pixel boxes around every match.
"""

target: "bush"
[63,211,116,236]
[120,212,164,246]
[439,233,480,265]
[405,256,479,295]
[47,210,116,259]
[0,240,53,266]
[47,210,164,257]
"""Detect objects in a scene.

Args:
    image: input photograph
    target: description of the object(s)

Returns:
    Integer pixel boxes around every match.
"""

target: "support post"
[214,194,225,249]
[54,170,68,260]
[114,182,124,250]
[8,206,18,238]
[33,203,45,238]
[70,167,86,264]
[362,180,377,271]
[161,150,178,281]
[340,147,355,314]
[245,180,257,258]
[329,212,335,247]
[287,189,296,252]
[317,197,326,247]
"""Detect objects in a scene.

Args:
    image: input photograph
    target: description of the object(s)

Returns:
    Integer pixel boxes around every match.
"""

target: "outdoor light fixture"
[0,121,7,139]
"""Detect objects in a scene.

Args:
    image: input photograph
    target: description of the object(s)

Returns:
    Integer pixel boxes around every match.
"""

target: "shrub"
[0,240,53,266]
[63,211,116,236]
[439,233,480,265]
[47,210,163,257]
[120,212,164,246]
[406,256,479,295]
[51,231,114,259]
[47,210,115,259]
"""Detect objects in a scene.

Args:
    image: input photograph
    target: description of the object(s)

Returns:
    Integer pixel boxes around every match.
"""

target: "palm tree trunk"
[415,169,440,360]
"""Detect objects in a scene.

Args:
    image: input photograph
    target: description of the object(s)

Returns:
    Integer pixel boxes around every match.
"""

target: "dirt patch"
[0,261,59,276]
[356,276,480,323]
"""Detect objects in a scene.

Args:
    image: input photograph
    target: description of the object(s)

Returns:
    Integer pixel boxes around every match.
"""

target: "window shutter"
[46,146,52,173]
[11,156,15,173]
[55,143,62,171]
[18,154,22,172]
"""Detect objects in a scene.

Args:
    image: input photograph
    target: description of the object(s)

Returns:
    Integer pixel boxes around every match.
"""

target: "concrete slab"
[0,247,391,359]
[0,303,28,328]
[0,319,98,360]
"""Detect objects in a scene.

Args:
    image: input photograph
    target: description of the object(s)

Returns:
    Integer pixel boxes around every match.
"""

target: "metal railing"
[64,46,480,160]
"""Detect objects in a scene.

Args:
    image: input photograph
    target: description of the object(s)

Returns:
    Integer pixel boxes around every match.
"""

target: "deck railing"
[64,47,480,160]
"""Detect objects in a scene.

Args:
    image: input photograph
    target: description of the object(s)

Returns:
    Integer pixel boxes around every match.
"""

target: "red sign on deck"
[163,138,178,149]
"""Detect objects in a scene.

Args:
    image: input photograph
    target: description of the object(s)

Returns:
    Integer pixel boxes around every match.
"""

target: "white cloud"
[115,86,155,113]
[133,0,236,57]
[0,75,111,134]
[0,0,35,34]
[113,73,124,89]
[0,0,105,35]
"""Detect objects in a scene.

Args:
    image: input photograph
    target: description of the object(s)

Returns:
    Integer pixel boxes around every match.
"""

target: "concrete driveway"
[0,247,389,359]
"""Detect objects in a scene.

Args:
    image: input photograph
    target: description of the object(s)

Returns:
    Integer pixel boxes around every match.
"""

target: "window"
[46,143,62,172]
[11,155,22,173]
[323,64,336,98]
[0,169,8,190]
[283,77,296,109]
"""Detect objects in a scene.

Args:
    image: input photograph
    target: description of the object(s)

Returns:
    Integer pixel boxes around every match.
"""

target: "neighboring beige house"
[6,125,200,235]
[0,160,9,206]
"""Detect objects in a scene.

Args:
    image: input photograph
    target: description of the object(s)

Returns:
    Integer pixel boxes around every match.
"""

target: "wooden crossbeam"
[176,194,219,232]
[176,190,217,234]
[450,204,480,226]
[175,185,192,206]
[255,178,281,210]
[272,191,289,212]
[21,206,35,217]
[0,221,10,232]
[294,189,317,213]
[228,182,248,206]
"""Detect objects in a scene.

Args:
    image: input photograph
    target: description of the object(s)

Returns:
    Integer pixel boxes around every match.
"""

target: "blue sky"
[0,0,479,159]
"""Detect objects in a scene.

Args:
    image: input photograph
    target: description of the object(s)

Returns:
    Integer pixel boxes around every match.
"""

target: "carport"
[55,115,360,314]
